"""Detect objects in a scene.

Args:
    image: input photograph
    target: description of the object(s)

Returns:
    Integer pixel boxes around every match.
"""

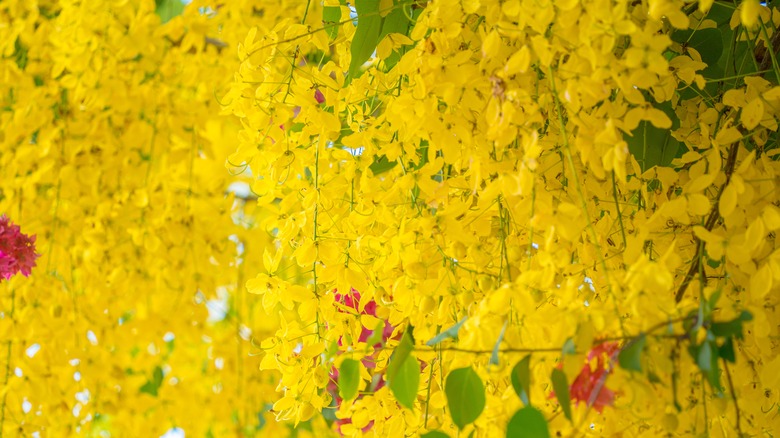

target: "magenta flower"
[0,215,39,280]
[314,88,325,104]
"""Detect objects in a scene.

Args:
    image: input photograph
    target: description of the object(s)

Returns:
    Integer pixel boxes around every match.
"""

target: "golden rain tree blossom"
[226,0,780,436]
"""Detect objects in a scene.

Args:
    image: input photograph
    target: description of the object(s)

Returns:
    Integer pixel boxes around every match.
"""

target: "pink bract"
[0,215,40,280]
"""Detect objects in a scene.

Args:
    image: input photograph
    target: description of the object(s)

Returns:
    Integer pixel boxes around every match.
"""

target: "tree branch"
[675,141,740,303]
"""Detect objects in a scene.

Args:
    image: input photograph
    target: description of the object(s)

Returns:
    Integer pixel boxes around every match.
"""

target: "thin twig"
[415,346,562,354]
[675,141,739,302]
[723,360,743,436]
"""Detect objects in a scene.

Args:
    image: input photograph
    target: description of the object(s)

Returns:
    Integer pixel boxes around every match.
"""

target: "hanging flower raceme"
[328,289,396,435]
[0,215,39,281]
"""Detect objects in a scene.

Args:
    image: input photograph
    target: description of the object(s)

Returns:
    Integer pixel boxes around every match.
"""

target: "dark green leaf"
[388,354,420,409]
[378,1,414,70]
[711,311,752,339]
[421,431,450,438]
[140,366,164,396]
[348,0,383,80]
[705,1,733,26]
[551,368,572,422]
[323,5,342,40]
[672,28,724,66]
[387,327,415,383]
[625,98,682,171]
[710,320,743,339]
[155,0,185,24]
[506,406,550,438]
[489,321,508,366]
[626,120,682,172]
[339,359,360,401]
[13,38,28,70]
[379,1,412,38]
[426,316,467,346]
[690,340,722,392]
[445,367,486,429]
[369,155,398,175]
[618,334,646,373]
[647,371,662,384]
[510,355,532,406]
[719,336,736,363]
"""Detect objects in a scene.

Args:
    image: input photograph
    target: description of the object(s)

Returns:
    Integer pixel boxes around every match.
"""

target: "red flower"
[314,89,325,104]
[553,341,620,413]
[570,342,619,413]
[0,215,39,281]
[329,289,396,435]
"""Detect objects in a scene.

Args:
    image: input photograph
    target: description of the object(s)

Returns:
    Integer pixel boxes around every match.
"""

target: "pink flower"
[329,289,396,435]
[0,215,40,280]
[568,342,619,413]
[314,89,325,104]
[551,341,619,413]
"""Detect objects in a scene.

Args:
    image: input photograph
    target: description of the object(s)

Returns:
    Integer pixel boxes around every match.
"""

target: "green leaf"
[426,316,467,346]
[647,371,662,384]
[339,359,360,401]
[387,327,415,383]
[697,339,713,371]
[13,38,28,70]
[705,1,734,26]
[551,368,572,422]
[140,366,164,396]
[711,311,753,339]
[625,98,682,171]
[506,406,550,438]
[719,336,736,363]
[626,120,682,172]
[379,1,412,38]
[378,0,414,70]
[510,355,532,406]
[369,155,398,175]
[707,289,723,312]
[445,367,486,429]
[323,5,342,40]
[561,338,576,356]
[489,321,508,366]
[364,321,387,349]
[689,340,722,392]
[672,28,724,66]
[388,354,420,409]
[348,0,383,80]
[618,334,646,373]
[421,431,450,438]
[155,0,185,24]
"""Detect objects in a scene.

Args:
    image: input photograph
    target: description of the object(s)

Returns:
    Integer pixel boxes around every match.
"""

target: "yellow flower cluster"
[227,0,780,436]
[0,0,318,436]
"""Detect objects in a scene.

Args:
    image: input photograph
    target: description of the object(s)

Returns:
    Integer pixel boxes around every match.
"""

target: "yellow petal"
[504,45,531,76]
[719,183,737,217]
[687,193,710,216]
[750,264,772,301]
[741,97,764,130]
[741,0,760,28]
